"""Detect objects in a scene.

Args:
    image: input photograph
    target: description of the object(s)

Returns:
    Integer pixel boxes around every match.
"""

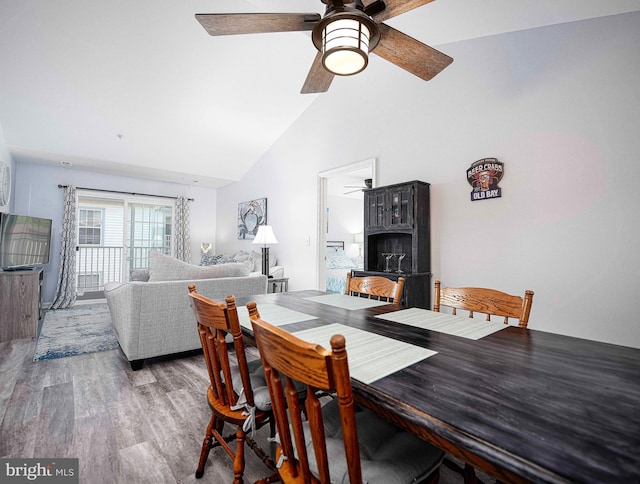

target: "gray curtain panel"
[51,185,78,309]
[174,196,191,263]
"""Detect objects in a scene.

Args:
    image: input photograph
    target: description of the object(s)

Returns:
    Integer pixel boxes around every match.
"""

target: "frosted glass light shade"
[353,232,364,244]
[253,225,278,245]
[322,18,370,76]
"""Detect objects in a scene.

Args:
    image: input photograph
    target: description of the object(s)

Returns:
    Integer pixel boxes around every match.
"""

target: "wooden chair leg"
[464,463,479,484]
[246,434,280,484]
[196,415,216,478]
[233,427,245,484]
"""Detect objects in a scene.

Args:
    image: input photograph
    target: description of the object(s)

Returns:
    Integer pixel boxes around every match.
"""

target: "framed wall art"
[238,198,267,239]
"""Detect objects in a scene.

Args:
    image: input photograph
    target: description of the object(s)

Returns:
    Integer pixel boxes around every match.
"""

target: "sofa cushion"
[232,250,250,262]
[230,359,272,411]
[249,250,277,272]
[130,268,150,282]
[149,251,251,281]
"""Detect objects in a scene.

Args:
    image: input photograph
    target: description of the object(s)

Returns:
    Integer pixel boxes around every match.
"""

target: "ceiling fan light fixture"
[312,4,380,77]
[322,17,370,75]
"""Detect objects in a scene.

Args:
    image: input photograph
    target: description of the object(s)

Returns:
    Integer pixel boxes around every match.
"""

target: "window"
[129,203,173,268]
[79,208,104,245]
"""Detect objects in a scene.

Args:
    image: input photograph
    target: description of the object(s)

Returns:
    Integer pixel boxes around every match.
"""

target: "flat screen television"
[0,213,52,270]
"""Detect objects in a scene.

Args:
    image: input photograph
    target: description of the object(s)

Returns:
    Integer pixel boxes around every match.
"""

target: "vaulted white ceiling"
[1,0,638,188]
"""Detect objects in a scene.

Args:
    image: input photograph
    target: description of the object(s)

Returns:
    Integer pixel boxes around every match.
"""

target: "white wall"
[13,161,217,303]
[217,13,640,348]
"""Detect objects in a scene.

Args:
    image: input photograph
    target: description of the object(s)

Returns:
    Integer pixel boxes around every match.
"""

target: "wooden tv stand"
[0,268,43,341]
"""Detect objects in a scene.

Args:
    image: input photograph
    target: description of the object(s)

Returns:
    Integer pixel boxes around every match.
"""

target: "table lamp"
[354,232,364,259]
[252,225,278,276]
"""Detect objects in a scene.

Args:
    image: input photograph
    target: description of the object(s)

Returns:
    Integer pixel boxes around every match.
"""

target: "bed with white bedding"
[325,241,358,294]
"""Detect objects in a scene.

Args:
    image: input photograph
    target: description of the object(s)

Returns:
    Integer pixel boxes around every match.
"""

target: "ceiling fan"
[343,177,373,194]
[195,0,453,94]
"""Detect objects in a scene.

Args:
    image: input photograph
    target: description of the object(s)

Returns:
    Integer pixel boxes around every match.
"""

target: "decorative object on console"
[238,198,267,239]
[200,242,212,254]
[252,225,278,276]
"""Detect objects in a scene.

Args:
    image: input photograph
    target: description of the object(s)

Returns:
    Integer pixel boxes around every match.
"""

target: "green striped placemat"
[238,303,318,330]
[292,323,437,384]
[303,293,391,310]
[376,308,506,340]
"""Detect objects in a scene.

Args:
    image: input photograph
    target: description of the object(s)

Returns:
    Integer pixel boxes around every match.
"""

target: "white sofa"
[104,252,268,370]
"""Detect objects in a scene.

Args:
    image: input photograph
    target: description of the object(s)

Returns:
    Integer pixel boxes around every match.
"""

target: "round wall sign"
[0,162,11,206]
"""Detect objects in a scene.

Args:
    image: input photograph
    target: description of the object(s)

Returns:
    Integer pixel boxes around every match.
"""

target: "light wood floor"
[0,337,494,484]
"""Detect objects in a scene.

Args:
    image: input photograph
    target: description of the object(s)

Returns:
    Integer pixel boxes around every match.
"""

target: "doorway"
[317,158,376,290]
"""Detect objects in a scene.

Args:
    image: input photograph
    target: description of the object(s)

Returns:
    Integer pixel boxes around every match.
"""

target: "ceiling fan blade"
[301,51,334,94]
[373,23,453,81]
[196,13,321,36]
[366,0,435,22]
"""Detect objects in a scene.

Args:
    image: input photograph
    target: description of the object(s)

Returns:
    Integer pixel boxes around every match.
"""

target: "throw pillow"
[249,250,277,272]
[200,254,238,266]
[326,250,357,269]
[130,268,150,282]
[200,254,224,266]
[149,251,251,281]
[232,250,250,262]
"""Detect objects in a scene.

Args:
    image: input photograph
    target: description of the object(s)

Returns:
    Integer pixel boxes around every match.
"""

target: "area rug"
[33,303,120,361]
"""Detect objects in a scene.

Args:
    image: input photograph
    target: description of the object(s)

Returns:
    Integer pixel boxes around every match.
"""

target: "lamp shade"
[322,17,370,75]
[311,4,380,77]
[353,232,364,244]
[252,225,278,245]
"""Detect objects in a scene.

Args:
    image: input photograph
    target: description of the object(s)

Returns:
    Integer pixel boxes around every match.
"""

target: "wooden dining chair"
[433,280,534,484]
[345,273,405,304]
[187,285,277,484]
[248,302,444,484]
[433,280,534,328]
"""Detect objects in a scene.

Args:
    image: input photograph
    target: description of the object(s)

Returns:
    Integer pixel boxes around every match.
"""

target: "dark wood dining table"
[234,290,640,484]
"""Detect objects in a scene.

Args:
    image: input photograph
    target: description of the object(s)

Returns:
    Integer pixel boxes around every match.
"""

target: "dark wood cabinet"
[361,180,431,308]
[365,182,415,231]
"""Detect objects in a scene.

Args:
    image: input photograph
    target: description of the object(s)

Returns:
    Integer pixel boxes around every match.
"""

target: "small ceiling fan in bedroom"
[343,177,372,195]
[195,0,453,94]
